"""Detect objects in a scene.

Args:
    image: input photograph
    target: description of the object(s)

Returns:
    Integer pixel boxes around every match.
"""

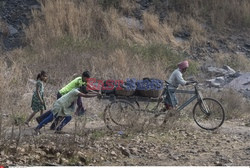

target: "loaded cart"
[99,79,225,132]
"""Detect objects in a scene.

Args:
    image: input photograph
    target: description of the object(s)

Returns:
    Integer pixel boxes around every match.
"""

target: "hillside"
[0,0,250,166]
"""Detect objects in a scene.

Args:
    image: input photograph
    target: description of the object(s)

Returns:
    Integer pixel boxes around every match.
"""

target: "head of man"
[178,60,189,73]
[82,70,91,83]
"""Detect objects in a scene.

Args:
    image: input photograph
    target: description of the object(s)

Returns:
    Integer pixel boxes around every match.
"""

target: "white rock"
[225,72,250,97]
[207,66,236,76]
[223,65,236,75]
[118,17,142,30]
[8,25,18,35]
[110,151,117,156]
[206,76,226,88]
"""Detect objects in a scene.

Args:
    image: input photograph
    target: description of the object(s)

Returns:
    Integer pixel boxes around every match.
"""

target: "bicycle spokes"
[193,98,225,130]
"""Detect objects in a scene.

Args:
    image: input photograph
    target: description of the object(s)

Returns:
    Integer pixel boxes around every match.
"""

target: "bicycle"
[102,81,225,131]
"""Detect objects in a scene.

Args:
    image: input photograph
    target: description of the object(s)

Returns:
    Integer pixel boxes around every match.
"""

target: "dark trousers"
[36,92,84,131]
[52,116,72,131]
[36,110,54,130]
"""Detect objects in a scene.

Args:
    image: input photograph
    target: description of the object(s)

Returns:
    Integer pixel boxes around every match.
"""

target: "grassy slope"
[0,0,250,134]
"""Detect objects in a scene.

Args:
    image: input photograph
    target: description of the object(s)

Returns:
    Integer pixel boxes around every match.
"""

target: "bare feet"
[34,128,41,135]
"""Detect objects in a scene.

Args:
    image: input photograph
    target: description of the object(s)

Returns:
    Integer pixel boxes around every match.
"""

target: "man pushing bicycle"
[164,60,197,111]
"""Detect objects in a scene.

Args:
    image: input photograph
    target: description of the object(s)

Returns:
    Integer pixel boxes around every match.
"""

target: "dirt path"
[218,120,250,136]
[1,114,250,166]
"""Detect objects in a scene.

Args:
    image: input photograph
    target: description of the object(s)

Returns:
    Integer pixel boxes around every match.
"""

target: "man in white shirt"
[164,60,196,110]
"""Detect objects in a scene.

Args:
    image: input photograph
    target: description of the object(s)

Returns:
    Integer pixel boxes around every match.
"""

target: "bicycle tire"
[139,99,167,129]
[151,112,167,127]
[193,97,225,130]
[104,100,139,131]
[151,98,167,127]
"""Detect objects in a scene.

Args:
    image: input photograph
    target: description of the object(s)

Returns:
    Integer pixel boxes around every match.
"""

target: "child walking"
[25,71,47,126]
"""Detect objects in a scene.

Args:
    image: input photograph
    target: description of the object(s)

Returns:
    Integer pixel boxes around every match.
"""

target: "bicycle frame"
[141,85,200,113]
[101,83,209,115]
[168,84,210,115]
[173,88,198,112]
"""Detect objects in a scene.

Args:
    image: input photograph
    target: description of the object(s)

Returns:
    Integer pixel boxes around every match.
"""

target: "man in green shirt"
[51,71,90,130]
[58,76,86,96]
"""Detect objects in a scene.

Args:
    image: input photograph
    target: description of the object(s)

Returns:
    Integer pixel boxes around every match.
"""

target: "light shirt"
[59,77,86,95]
[52,89,81,116]
[167,68,187,88]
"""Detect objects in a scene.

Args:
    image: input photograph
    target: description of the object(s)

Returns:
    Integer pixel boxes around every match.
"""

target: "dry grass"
[27,0,140,47]
[213,53,250,71]
[221,89,250,120]
[87,47,168,80]
[24,0,250,57]
[165,0,250,28]
[21,0,183,83]
[208,0,250,28]
[142,12,174,44]
[202,88,250,121]
[26,0,177,49]
[0,57,28,143]
[167,12,207,47]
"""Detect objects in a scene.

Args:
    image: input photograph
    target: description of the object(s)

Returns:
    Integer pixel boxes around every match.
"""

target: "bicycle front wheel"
[193,98,225,130]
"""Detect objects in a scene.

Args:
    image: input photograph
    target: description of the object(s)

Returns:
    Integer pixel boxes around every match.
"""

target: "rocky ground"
[0,63,249,166]
[0,110,250,166]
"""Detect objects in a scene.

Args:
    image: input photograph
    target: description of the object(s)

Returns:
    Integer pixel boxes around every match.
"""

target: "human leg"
[75,96,85,116]
[164,86,177,108]
[40,109,43,116]
[35,111,54,130]
[77,96,82,107]
[50,92,63,129]
[55,116,72,132]
[50,116,64,130]
[36,110,52,124]
[25,111,38,126]
[162,88,177,124]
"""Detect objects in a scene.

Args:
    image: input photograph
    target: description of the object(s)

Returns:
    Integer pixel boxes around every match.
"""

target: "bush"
[204,89,250,120]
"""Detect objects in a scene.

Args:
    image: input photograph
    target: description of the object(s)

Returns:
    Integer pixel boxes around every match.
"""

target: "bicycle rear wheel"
[137,99,167,129]
[193,97,225,130]
[104,100,139,131]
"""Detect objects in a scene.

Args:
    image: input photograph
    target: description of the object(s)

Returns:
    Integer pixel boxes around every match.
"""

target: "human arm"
[86,82,100,93]
[185,80,198,85]
[80,84,100,94]
[87,89,100,94]
[78,92,100,98]
[175,71,187,86]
